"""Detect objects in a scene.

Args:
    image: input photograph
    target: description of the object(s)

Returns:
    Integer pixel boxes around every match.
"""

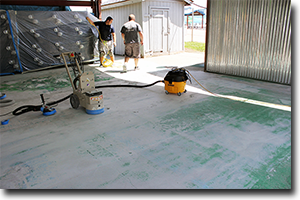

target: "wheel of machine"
[177,92,182,96]
[70,94,80,109]
[165,90,169,94]
[184,89,187,93]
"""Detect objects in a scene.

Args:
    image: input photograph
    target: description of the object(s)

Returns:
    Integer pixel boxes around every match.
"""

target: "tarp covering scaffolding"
[0,10,99,75]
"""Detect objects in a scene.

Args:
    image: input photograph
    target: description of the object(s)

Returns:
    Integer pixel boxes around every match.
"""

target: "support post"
[191,7,194,42]
[204,0,210,72]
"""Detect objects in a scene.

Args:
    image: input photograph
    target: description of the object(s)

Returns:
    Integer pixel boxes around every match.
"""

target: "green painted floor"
[0,53,291,189]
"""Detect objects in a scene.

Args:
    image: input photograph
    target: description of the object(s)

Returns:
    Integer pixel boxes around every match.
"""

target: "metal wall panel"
[205,0,291,84]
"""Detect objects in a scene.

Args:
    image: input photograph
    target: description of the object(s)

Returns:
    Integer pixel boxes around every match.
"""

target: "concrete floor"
[0,52,291,189]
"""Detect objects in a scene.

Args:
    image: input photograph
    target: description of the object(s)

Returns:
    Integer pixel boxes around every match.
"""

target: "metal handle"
[40,94,45,105]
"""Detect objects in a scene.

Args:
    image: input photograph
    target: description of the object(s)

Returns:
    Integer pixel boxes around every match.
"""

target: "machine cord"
[5,80,164,117]
[2,68,291,119]
[185,69,291,108]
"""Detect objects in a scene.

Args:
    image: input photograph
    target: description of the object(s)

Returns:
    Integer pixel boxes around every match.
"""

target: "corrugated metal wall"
[205,0,291,84]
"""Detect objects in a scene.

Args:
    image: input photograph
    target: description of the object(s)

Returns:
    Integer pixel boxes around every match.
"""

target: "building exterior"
[101,0,191,57]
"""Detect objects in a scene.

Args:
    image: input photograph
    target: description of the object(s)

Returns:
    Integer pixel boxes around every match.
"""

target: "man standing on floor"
[87,16,116,67]
[120,14,144,72]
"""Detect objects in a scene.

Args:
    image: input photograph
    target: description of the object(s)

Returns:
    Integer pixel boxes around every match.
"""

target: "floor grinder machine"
[1,65,193,125]
[57,52,104,115]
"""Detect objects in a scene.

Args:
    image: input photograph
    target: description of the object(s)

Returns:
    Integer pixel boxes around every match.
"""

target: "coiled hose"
[10,80,164,116]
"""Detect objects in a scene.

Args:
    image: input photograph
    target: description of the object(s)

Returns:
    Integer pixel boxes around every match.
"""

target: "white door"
[150,8,169,53]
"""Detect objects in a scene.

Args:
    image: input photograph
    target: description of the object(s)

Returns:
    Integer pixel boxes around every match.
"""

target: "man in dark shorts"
[120,14,144,72]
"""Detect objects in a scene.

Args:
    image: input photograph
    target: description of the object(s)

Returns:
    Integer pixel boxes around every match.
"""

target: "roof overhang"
[184,0,193,6]
[185,9,205,16]
[101,0,192,10]
[101,0,141,10]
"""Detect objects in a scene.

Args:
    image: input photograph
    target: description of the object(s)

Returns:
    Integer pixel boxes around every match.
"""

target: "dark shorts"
[125,43,140,58]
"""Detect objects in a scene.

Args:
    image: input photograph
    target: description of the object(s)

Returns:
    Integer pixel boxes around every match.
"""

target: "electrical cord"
[0,93,16,108]
[0,99,15,107]
[0,111,13,117]
[0,96,16,117]
[185,69,291,108]
[4,67,291,119]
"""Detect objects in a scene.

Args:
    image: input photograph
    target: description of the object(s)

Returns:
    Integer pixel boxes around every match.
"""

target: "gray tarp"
[0,10,99,75]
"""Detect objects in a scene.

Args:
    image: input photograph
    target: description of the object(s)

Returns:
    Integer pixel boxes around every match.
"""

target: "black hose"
[47,94,72,106]
[11,80,164,116]
[12,105,42,116]
[95,80,164,88]
[12,94,72,116]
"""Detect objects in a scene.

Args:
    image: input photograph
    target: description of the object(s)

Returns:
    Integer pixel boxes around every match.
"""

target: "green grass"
[185,42,205,52]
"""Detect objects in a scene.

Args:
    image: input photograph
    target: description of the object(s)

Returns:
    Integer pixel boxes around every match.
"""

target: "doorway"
[149,7,169,54]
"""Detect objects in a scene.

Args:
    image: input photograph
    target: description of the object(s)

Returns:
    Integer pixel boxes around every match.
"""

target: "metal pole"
[98,0,102,20]
[204,0,210,72]
[191,7,194,42]
[61,53,76,91]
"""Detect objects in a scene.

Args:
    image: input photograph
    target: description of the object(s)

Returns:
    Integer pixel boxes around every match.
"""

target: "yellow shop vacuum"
[164,67,191,96]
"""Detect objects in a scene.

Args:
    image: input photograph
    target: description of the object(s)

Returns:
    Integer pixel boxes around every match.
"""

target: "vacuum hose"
[95,80,163,88]
[11,80,163,116]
